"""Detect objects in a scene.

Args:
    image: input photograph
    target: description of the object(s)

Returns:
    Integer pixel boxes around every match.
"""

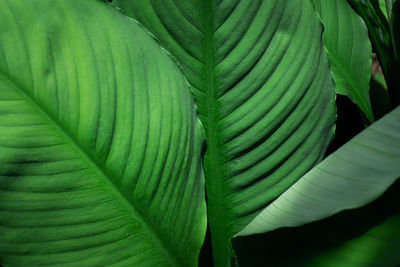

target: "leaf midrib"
[0,72,181,267]
[202,0,232,265]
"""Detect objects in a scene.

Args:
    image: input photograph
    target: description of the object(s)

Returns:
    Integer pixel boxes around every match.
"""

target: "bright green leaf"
[112,0,336,265]
[238,106,400,236]
[0,1,206,266]
[313,0,374,121]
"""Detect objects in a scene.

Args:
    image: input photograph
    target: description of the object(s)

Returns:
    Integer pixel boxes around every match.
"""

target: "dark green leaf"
[349,0,400,106]
[234,180,400,267]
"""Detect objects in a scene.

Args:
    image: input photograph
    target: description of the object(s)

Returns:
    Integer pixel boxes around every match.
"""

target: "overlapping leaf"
[239,106,400,236]
[234,181,400,266]
[0,1,205,266]
[113,0,337,264]
[349,0,400,106]
[313,0,373,121]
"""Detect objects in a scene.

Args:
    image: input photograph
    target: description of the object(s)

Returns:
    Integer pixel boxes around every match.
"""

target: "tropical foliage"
[0,0,398,266]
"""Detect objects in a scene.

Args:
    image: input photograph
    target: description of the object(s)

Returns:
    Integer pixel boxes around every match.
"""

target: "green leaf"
[391,0,400,59]
[297,215,400,266]
[0,1,206,266]
[347,0,390,69]
[374,0,390,18]
[112,0,336,265]
[386,0,394,19]
[349,0,400,106]
[288,182,400,267]
[389,0,400,105]
[238,106,400,236]
[313,0,374,122]
[369,0,392,24]
[233,181,400,266]
[283,182,400,267]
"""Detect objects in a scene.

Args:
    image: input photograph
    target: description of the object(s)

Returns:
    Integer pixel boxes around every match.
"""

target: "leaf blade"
[233,181,400,267]
[0,1,206,266]
[113,1,337,264]
[313,0,374,121]
[238,106,400,236]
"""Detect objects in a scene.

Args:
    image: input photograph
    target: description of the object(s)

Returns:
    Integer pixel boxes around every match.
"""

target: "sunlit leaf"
[0,1,206,266]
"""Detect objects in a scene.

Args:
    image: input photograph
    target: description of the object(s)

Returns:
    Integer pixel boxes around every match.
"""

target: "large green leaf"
[112,0,337,265]
[233,180,400,266]
[239,106,400,236]
[0,1,206,266]
[313,0,373,121]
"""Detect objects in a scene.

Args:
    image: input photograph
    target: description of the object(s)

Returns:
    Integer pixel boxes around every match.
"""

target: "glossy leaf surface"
[0,1,205,266]
[113,0,337,264]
